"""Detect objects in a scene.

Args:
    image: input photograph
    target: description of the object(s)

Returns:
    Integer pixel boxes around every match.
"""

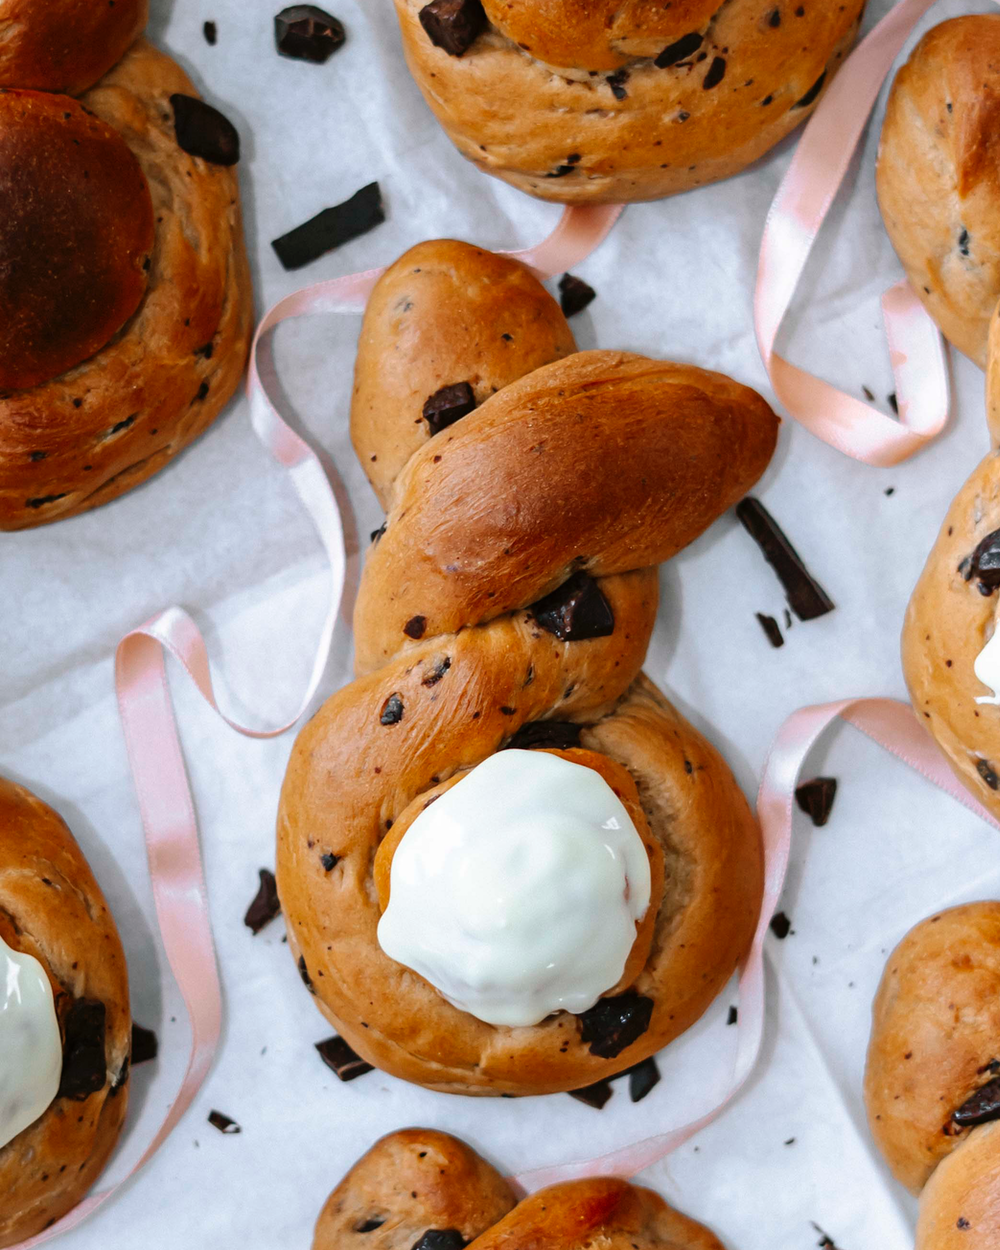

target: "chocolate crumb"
[770,912,792,939]
[755,612,783,647]
[655,32,703,67]
[812,1223,843,1250]
[272,183,384,270]
[370,523,386,545]
[795,776,837,826]
[558,273,596,317]
[208,1110,241,1134]
[727,1006,738,1025]
[275,6,346,62]
[380,693,404,725]
[203,20,217,44]
[957,1217,971,1229]
[315,1035,374,1081]
[862,385,875,401]
[130,1022,158,1065]
[888,391,899,414]
[504,721,583,751]
[531,571,614,641]
[423,382,476,434]
[244,868,281,934]
[736,497,835,621]
[577,991,654,1058]
[411,1233,467,1250]
[959,228,971,257]
[569,1079,614,1109]
[57,999,107,1099]
[418,0,486,56]
[171,94,240,166]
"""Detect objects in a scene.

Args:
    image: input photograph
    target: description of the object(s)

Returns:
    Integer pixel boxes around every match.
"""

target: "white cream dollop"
[376,749,651,1027]
[975,621,1000,704]
[0,932,62,1149]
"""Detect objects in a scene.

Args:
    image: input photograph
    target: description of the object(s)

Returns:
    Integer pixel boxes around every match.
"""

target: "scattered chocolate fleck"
[505,720,583,751]
[275,5,346,62]
[569,1078,614,1109]
[558,273,596,317]
[423,381,476,434]
[978,759,999,791]
[203,20,217,44]
[736,498,835,621]
[25,494,67,509]
[654,31,703,67]
[761,94,773,105]
[783,608,792,629]
[531,571,614,641]
[885,487,894,497]
[795,776,837,827]
[315,1035,374,1081]
[794,71,826,108]
[546,164,578,178]
[57,1000,107,1099]
[411,1233,467,1250]
[244,868,281,934]
[862,385,875,401]
[703,56,727,89]
[320,852,339,871]
[298,955,315,991]
[959,228,971,257]
[962,528,1000,594]
[888,391,899,414]
[130,1022,159,1065]
[28,450,46,461]
[755,612,783,648]
[626,1056,660,1102]
[208,1110,241,1133]
[607,68,629,99]
[957,1217,970,1229]
[785,1137,796,1145]
[108,413,137,435]
[272,182,384,270]
[768,7,781,25]
[418,0,486,56]
[422,657,451,686]
[370,523,386,545]
[812,1224,842,1250]
[577,991,654,1058]
[380,693,404,725]
[404,615,427,639]
[727,1006,738,1026]
[171,94,240,166]
[770,911,792,939]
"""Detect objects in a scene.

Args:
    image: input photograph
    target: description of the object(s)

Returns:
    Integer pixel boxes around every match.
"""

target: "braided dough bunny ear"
[865,904,1000,1249]
[278,240,776,1094]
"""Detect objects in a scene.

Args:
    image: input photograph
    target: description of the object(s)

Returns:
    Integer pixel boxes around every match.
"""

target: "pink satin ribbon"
[513,696,1000,1191]
[756,0,956,466]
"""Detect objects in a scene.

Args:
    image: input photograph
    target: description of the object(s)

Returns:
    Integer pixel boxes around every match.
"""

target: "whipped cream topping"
[377,749,651,1027]
[974,619,1000,704]
[0,933,62,1149]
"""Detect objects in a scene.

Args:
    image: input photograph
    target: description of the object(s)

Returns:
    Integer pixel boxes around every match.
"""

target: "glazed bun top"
[0,89,154,391]
[0,0,148,95]
[481,0,720,71]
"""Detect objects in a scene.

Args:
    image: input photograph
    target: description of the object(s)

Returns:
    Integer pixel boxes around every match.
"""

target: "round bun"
[0,0,148,95]
[0,776,130,1249]
[865,905,1000,1250]
[877,15,1000,369]
[0,38,252,530]
[393,0,864,203]
[277,240,772,1096]
[0,89,154,391]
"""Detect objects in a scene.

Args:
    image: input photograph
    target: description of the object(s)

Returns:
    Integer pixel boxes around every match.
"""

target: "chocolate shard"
[315,1035,374,1081]
[271,182,385,271]
[736,498,835,621]
[130,1022,159,1065]
[418,0,486,56]
[812,1226,843,1250]
[57,999,107,1100]
[963,528,1000,594]
[702,56,727,89]
[558,273,596,318]
[208,1109,241,1133]
[755,612,783,648]
[794,71,827,109]
[203,20,217,44]
[380,693,404,725]
[423,382,476,434]
[727,1005,738,1025]
[770,911,792,939]
[531,571,614,641]
[244,868,281,934]
[410,1233,467,1250]
[170,94,240,166]
[953,1075,1000,1126]
[654,31,703,67]
[577,991,654,1058]
[795,776,837,827]
[504,720,583,751]
[569,1078,614,1109]
[626,1056,660,1103]
[275,5,346,62]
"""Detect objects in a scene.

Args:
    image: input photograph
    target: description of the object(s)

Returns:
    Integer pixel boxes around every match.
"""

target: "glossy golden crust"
[312,1129,517,1249]
[917,1121,1000,1250]
[0,38,252,530]
[0,0,147,95]
[877,16,1000,369]
[394,0,864,204]
[0,777,130,1248]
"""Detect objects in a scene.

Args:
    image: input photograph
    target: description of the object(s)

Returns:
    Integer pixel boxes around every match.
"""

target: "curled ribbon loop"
[756,0,954,466]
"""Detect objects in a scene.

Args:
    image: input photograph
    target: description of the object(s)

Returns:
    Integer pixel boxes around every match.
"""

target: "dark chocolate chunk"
[244,868,281,934]
[275,6,346,62]
[315,1035,374,1081]
[627,1056,660,1103]
[298,955,315,992]
[170,94,240,166]
[795,776,837,826]
[504,720,583,751]
[380,693,404,725]
[793,71,826,108]
[422,657,451,686]
[410,1233,467,1250]
[569,1078,614,1109]
[962,528,1000,594]
[558,273,596,317]
[320,852,339,871]
[953,1076,1000,1126]
[959,227,971,257]
[812,1225,842,1250]
[703,56,726,89]
[607,69,629,99]
[370,523,386,545]
[203,20,217,44]
[978,759,999,790]
[768,7,781,25]
[957,1218,970,1230]
[770,911,792,939]
[727,1005,738,1025]
[130,1022,159,1065]
[57,999,107,1100]
[577,991,654,1058]
[736,498,835,621]
[423,381,476,434]
[531,571,614,641]
[755,612,783,648]
[888,391,899,414]
[271,182,384,270]
[418,0,486,56]
[404,615,427,639]
[208,1109,241,1133]
[654,31,703,67]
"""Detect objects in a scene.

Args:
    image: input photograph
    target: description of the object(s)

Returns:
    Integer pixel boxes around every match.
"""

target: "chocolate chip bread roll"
[0,777,131,1247]
[394,0,864,204]
[277,240,775,1095]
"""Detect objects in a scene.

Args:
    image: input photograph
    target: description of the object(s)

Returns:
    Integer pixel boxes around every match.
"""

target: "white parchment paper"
[3,0,999,1245]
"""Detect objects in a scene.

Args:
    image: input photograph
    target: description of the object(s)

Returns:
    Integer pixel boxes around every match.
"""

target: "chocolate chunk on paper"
[736,497,835,621]
[795,776,837,826]
[244,868,281,934]
[558,273,596,317]
[271,183,385,270]
[275,5,346,62]
[577,991,653,1058]
[171,94,240,166]
[626,1056,660,1103]
[315,1035,374,1081]
[208,1109,241,1133]
[568,1078,613,1109]
[770,911,792,939]
[755,612,783,647]
[532,572,614,641]
[130,1022,159,1065]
